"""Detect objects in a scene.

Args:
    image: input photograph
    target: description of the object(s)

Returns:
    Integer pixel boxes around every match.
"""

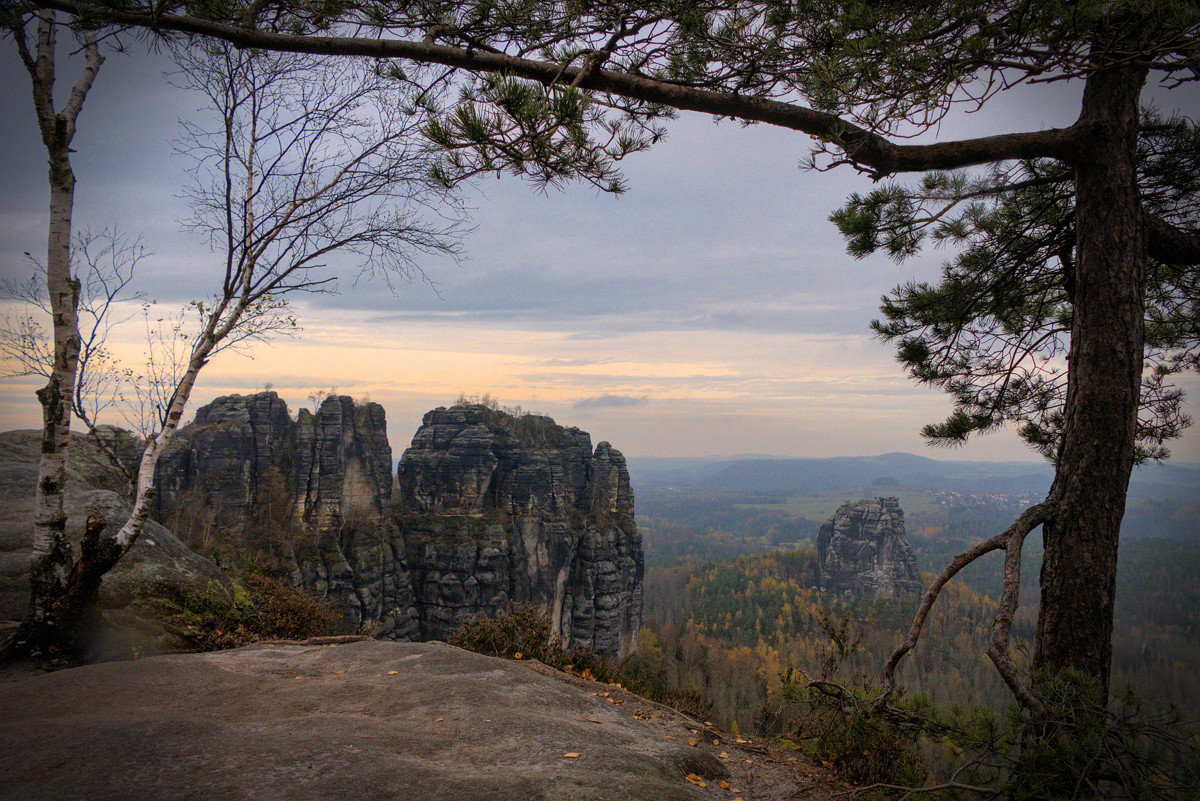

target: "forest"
[633,483,1200,737]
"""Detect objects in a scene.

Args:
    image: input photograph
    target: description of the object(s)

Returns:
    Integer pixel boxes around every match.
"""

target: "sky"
[2,34,1199,464]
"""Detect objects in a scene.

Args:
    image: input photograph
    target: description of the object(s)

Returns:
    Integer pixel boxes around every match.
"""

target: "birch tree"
[8,39,465,657]
[7,8,104,648]
[1,229,148,485]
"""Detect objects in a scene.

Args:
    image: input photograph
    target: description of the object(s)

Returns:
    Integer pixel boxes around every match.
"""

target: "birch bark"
[13,10,103,636]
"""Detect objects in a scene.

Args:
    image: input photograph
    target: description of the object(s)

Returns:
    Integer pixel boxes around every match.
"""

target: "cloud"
[573,394,649,410]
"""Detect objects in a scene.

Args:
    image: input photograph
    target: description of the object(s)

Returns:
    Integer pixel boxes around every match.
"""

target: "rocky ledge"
[0,640,837,801]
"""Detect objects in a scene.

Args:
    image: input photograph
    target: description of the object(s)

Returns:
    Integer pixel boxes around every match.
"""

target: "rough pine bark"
[1034,64,1147,691]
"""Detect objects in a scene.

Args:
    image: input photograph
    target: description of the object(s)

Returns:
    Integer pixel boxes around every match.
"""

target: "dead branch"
[838,779,997,799]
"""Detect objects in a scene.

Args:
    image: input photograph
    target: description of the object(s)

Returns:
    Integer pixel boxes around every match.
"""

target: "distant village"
[928,489,1044,509]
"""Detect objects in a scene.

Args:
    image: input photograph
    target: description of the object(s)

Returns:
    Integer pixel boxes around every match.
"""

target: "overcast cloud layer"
[3,38,1199,464]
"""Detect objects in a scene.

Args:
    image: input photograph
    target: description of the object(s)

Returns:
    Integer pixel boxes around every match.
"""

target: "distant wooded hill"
[628,452,1199,507]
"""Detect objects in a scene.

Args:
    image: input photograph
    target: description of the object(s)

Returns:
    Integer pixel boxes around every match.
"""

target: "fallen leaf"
[434,718,444,722]
[563,753,581,759]
[719,752,729,759]
[705,721,714,727]
[599,692,610,697]
[720,781,731,790]
[735,737,748,744]
[688,736,701,747]
[684,774,706,788]
[266,644,275,648]
[713,739,720,745]
[581,715,603,724]
[387,670,398,676]
[293,676,302,680]
[513,652,523,660]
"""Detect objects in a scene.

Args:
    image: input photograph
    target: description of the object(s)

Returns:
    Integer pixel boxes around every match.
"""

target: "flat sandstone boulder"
[1,640,755,801]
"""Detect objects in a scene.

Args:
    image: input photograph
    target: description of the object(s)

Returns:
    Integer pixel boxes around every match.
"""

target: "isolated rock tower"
[817,497,922,601]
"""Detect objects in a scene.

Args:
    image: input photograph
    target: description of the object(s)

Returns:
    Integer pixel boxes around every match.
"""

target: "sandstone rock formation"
[153,392,420,638]
[153,391,296,532]
[151,396,644,656]
[817,497,921,601]
[397,406,643,656]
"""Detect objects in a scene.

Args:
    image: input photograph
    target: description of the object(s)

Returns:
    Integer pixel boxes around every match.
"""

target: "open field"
[735,487,942,521]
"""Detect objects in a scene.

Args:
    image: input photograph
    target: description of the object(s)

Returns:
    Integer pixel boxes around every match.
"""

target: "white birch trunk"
[20,12,104,624]
[115,337,215,551]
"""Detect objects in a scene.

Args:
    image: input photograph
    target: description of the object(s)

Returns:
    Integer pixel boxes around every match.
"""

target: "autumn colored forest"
[629,482,1200,736]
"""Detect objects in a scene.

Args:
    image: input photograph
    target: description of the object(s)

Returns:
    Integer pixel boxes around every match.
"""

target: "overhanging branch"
[30,0,1081,177]
[1146,212,1200,265]
[874,500,1055,712]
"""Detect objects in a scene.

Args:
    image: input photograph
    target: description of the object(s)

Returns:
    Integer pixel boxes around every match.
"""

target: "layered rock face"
[289,397,420,639]
[153,396,643,656]
[397,406,643,656]
[153,392,295,530]
[154,392,419,638]
[817,497,922,601]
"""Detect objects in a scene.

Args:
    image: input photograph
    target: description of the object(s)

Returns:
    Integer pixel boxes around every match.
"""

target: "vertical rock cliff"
[817,497,922,601]
[153,391,294,530]
[152,395,643,656]
[289,396,419,640]
[154,392,420,639]
[397,406,643,656]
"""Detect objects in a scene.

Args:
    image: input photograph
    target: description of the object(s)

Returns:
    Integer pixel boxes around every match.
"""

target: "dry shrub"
[450,603,713,719]
[241,570,345,640]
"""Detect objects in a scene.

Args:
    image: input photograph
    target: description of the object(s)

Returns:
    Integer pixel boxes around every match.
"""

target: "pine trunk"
[1033,65,1147,691]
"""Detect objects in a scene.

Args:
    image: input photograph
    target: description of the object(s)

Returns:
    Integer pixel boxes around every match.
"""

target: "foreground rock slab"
[1,640,772,801]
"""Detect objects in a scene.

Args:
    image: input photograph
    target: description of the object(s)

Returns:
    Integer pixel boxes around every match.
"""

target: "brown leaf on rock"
[563,753,581,759]
[685,774,706,788]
